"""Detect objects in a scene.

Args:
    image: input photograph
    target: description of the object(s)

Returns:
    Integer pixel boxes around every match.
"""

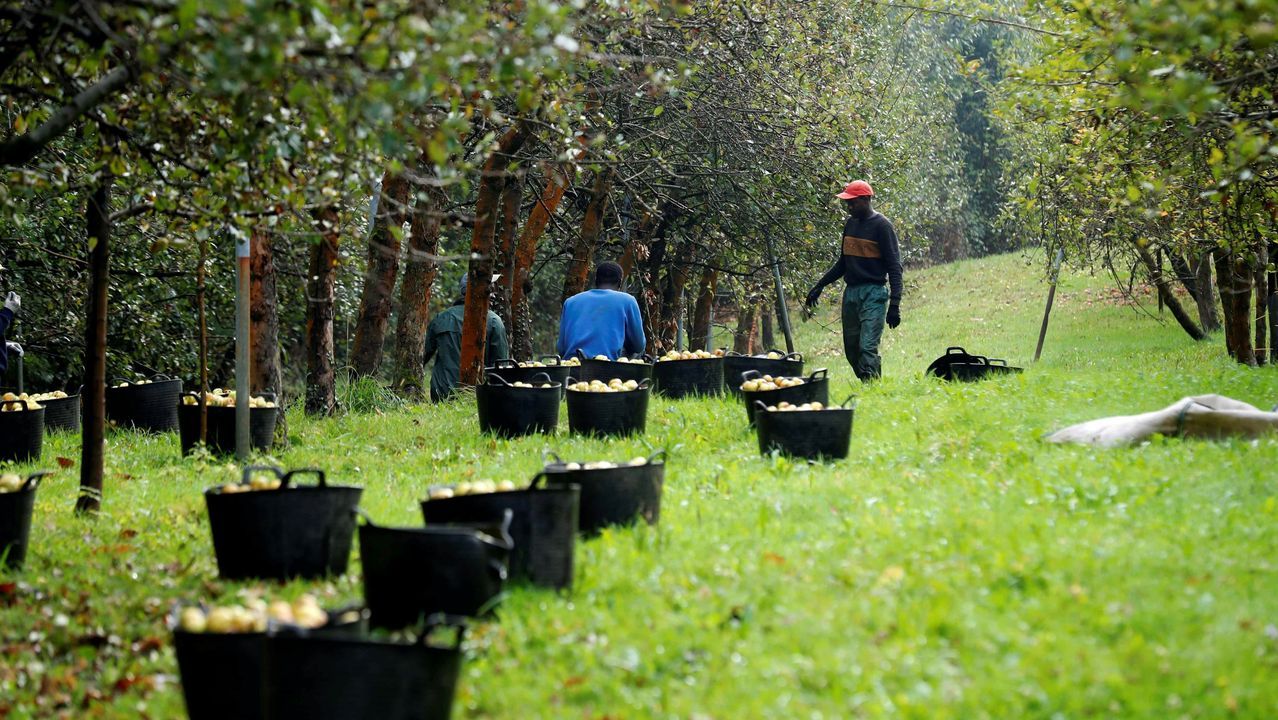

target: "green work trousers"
[841,284,888,380]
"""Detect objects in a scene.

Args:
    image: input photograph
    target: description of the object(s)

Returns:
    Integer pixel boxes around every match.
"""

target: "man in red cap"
[804,180,903,380]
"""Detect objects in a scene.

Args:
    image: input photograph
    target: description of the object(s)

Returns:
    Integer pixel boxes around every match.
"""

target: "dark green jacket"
[424,301,509,402]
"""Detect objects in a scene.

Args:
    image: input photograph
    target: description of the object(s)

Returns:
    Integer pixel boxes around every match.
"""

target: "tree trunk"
[349,171,410,377]
[1193,249,1221,334]
[690,267,717,351]
[249,227,286,440]
[561,169,614,304]
[639,236,669,355]
[1131,238,1205,340]
[459,123,529,387]
[1168,252,1199,301]
[1215,248,1256,365]
[391,174,448,398]
[761,301,775,349]
[511,161,572,360]
[77,177,111,515]
[492,175,523,333]
[1255,242,1268,365]
[305,206,341,415]
[656,248,692,352]
[733,299,758,354]
[196,235,209,444]
[1269,243,1278,368]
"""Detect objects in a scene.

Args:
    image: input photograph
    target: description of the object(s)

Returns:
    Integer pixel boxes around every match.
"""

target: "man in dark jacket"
[0,264,21,375]
[423,274,509,402]
[804,180,903,380]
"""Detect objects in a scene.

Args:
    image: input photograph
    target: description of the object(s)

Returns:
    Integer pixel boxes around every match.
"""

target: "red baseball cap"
[835,180,874,199]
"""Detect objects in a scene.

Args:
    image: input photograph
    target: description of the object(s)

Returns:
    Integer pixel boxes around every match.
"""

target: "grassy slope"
[3,252,1277,719]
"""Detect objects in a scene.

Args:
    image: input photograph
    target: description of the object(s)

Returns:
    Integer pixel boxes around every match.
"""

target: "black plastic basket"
[263,615,466,720]
[41,390,80,433]
[0,472,50,570]
[421,476,579,591]
[105,375,181,432]
[171,604,367,720]
[359,511,513,629]
[475,373,561,438]
[723,350,804,397]
[541,450,665,535]
[652,357,724,398]
[0,399,43,463]
[949,356,1024,382]
[577,350,654,384]
[205,466,362,581]
[925,347,984,381]
[565,378,651,437]
[755,398,855,460]
[179,392,278,456]
[740,368,830,426]
[485,356,573,390]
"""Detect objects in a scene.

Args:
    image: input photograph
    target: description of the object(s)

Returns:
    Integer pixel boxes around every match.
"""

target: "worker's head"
[835,180,874,219]
[458,272,502,300]
[594,261,623,290]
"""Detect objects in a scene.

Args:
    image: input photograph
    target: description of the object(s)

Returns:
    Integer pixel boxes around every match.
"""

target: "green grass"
[3,252,1277,719]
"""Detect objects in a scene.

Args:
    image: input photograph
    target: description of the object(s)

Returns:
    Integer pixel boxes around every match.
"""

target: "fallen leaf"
[56,457,74,469]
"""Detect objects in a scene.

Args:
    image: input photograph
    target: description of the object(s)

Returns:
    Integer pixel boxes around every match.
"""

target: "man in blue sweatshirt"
[804,180,903,380]
[557,261,646,360]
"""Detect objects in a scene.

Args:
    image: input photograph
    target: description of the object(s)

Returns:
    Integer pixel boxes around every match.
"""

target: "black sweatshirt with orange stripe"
[814,211,903,302]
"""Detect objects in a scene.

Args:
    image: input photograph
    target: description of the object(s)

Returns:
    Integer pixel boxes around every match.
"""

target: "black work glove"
[886,300,901,329]
[805,287,821,309]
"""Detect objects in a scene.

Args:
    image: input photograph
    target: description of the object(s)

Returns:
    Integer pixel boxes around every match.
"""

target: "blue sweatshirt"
[557,289,646,360]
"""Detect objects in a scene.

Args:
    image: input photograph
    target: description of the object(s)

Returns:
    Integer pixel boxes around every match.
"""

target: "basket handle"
[740,369,762,381]
[987,358,1008,367]
[281,468,327,488]
[808,368,829,382]
[724,349,744,357]
[486,373,513,387]
[1,397,32,411]
[109,377,131,387]
[639,353,655,364]
[150,373,175,382]
[420,613,469,650]
[541,449,565,466]
[646,448,667,464]
[946,347,968,355]
[784,351,803,361]
[476,508,514,550]
[838,394,858,409]
[753,399,770,412]
[527,472,549,490]
[241,464,285,485]
[538,354,563,366]
[352,507,377,526]
[529,372,554,386]
[492,358,518,369]
[637,378,652,390]
[22,470,53,492]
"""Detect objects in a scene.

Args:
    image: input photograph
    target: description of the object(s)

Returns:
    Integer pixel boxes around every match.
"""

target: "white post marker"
[235,231,251,460]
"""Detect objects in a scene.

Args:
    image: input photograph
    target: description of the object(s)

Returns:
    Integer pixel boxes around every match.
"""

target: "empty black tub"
[565,378,651,437]
[206,466,361,581]
[422,477,579,590]
[652,357,724,398]
[178,392,278,456]
[723,350,804,397]
[476,373,560,438]
[0,398,43,463]
[949,356,1023,382]
[739,368,830,426]
[105,375,181,432]
[541,451,665,535]
[755,400,855,460]
[0,472,49,570]
[577,351,654,384]
[263,615,466,720]
[359,511,512,629]
[925,346,985,381]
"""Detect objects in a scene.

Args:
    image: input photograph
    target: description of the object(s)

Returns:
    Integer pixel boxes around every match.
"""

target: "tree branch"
[0,64,132,166]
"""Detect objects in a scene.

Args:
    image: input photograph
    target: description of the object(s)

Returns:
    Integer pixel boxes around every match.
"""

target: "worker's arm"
[423,323,438,365]
[555,301,570,358]
[487,314,510,362]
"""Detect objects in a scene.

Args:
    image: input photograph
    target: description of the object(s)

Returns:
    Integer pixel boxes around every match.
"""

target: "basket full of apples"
[359,510,513,629]
[739,368,830,426]
[723,349,804,396]
[754,398,855,460]
[0,471,50,570]
[475,372,561,438]
[205,466,362,581]
[564,377,651,437]
[170,594,365,720]
[178,389,278,456]
[29,389,79,433]
[577,350,654,384]
[540,451,665,536]
[422,476,579,591]
[105,374,182,432]
[652,348,726,398]
[0,395,44,463]
[262,614,467,720]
